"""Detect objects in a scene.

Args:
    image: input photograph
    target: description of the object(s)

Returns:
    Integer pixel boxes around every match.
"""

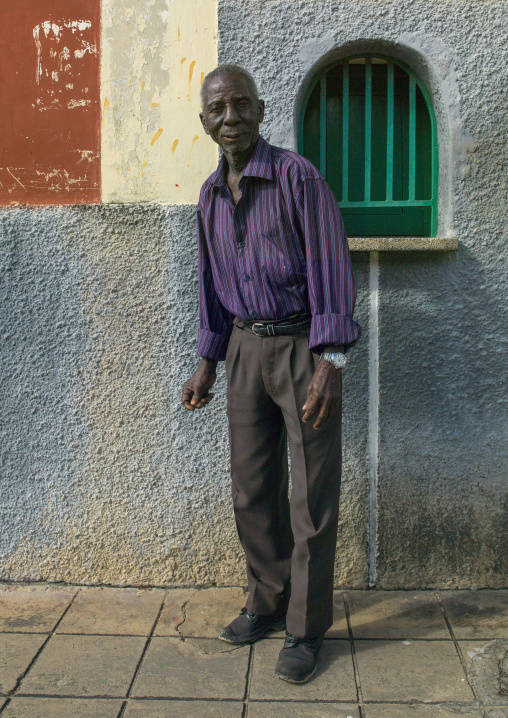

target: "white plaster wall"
[101,0,218,203]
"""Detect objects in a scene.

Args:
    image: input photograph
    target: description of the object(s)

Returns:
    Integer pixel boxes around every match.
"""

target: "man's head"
[199,65,264,157]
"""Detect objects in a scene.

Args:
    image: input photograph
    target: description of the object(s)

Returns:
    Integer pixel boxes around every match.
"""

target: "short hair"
[200,64,259,107]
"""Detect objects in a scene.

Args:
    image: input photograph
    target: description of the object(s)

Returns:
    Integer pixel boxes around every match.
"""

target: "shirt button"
[238,241,245,248]
[244,274,250,281]
[251,311,258,319]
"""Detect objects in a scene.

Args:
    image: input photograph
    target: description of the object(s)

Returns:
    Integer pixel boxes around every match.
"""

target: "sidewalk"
[0,584,507,717]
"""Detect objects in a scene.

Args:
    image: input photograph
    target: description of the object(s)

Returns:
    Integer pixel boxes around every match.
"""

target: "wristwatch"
[321,351,346,370]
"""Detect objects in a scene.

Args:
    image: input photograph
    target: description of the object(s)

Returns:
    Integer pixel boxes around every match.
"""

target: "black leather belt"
[235,314,312,337]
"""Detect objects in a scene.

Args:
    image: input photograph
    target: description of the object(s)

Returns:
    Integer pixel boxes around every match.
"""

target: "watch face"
[331,353,346,369]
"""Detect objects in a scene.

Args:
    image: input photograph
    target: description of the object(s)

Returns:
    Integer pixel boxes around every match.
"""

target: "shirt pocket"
[260,231,306,288]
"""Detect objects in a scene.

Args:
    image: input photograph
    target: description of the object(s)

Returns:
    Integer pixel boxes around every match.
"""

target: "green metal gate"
[298,56,438,237]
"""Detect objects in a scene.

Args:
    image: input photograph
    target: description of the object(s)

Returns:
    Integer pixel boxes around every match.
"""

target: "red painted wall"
[0,1,100,204]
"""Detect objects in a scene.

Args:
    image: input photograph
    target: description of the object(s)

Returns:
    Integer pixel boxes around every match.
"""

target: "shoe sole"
[275,665,317,684]
[218,618,286,645]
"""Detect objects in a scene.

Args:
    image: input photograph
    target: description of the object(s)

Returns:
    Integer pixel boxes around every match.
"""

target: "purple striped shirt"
[196,135,361,361]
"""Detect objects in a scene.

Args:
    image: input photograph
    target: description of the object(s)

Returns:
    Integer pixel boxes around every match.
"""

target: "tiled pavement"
[1,585,508,717]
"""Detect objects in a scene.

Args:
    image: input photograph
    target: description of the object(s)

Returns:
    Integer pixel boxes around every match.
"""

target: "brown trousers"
[225,322,342,638]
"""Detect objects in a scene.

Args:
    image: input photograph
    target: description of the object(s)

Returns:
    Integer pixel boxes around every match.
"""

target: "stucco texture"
[218,0,508,587]
[0,205,368,587]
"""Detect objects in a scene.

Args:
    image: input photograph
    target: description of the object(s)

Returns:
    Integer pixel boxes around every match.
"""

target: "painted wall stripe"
[368,250,380,587]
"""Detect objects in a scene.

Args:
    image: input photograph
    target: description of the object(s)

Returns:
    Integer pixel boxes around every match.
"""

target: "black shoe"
[275,632,324,684]
[218,607,286,644]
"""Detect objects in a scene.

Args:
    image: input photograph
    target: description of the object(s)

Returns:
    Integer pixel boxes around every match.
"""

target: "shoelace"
[284,631,319,649]
[240,607,257,620]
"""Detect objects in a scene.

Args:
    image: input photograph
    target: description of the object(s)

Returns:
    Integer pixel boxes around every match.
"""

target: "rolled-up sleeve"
[196,207,235,361]
[299,177,361,354]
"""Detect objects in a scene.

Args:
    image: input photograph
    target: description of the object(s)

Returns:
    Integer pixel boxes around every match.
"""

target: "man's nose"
[223,104,240,124]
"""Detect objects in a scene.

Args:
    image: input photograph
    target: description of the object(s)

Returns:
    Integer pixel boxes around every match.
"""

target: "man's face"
[200,73,265,155]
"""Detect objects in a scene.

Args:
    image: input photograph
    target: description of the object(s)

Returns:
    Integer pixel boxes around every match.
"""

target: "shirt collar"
[211,135,273,189]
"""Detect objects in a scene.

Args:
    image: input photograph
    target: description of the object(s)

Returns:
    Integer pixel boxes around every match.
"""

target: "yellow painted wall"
[101,0,218,203]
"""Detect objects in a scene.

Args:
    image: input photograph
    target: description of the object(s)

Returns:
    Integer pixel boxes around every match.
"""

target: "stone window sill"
[348,237,458,252]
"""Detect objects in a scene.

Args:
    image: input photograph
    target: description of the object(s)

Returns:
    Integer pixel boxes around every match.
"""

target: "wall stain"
[187,60,196,100]
[187,135,199,166]
[150,128,164,146]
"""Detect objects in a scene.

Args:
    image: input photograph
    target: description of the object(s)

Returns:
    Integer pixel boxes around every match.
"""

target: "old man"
[182,64,360,683]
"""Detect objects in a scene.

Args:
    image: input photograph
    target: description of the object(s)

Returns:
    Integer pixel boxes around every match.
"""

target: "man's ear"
[258,99,265,124]
[199,112,210,136]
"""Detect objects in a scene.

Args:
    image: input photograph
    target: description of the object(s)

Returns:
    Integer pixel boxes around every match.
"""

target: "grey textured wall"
[218,0,508,587]
[0,206,369,587]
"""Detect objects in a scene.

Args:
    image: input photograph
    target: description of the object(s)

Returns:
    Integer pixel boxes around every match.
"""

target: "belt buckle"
[251,322,267,337]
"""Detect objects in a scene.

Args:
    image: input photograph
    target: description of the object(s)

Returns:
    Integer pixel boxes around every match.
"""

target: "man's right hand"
[182,358,218,411]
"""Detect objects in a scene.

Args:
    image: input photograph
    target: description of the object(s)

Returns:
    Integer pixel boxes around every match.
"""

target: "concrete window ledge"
[348,237,458,252]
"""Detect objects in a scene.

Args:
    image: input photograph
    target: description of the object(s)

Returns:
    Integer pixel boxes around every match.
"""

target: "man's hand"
[182,358,218,411]
[302,359,342,429]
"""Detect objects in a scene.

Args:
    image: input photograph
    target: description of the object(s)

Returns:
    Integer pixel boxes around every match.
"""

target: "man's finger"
[302,395,320,423]
[182,386,196,410]
[313,401,330,430]
[193,392,215,409]
[190,388,203,406]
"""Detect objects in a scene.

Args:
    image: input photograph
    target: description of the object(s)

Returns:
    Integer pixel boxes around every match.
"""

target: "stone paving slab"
[439,592,508,639]
[0,697,123,717]
[0,585,76,633]
[460,640,508,706]
[483,709,508,718]
[183,636,251,654]
[249,639,356,701]
[173,587,247,638]
[124,699,244,716]
[363,705,482,717]
[157,587,348,639]
[131,637,250,699]
[355,639,475,702]
[327,592,349,638]
[346,590,449,639]
[19,634,146,696]
[154,589,197,637]
[0,634,47,693]
[248,702,360,717]
[56,586,165,635]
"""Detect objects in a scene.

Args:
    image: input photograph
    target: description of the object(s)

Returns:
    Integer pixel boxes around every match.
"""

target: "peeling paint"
[33,20,97,110]
[0,3,100,204]
[101,0,218,203]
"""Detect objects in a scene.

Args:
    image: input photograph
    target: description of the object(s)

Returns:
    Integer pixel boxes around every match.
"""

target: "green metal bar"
[319,74,327,177]
[409,75,416,201]
[340,199,434,208]
[429,88,439,236]
[342,62,349,203]
[364,57,372,202]
[386,62,394,202]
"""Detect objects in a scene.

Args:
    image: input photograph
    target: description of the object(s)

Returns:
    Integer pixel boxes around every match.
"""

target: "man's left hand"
[302,360,342,430]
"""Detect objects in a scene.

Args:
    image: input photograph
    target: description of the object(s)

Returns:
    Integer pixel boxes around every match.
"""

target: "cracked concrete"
[462,640,508,706]
[173,588,199,637]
